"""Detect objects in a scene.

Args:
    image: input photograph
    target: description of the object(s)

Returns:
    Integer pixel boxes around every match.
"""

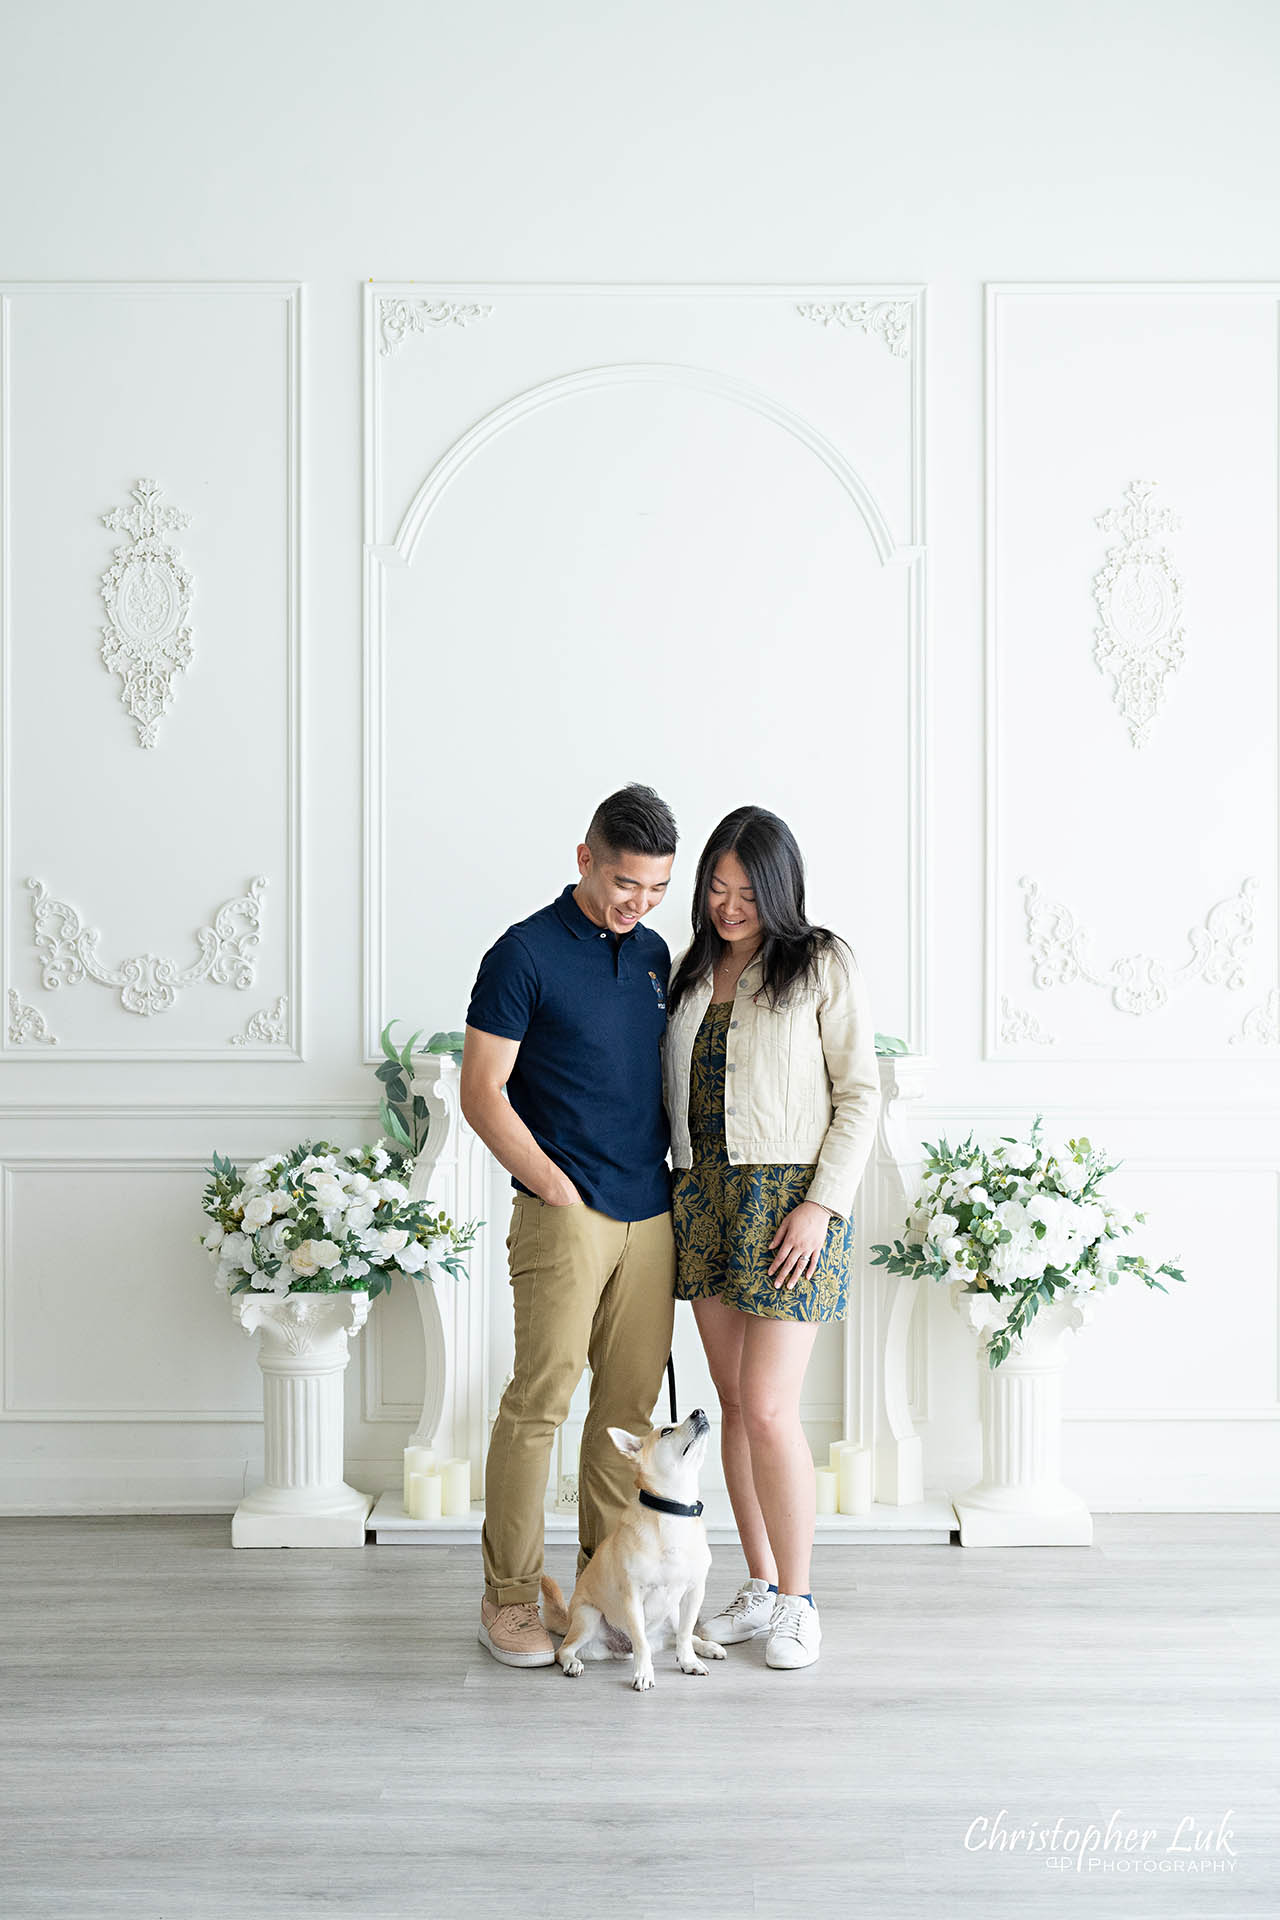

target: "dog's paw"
[693,1635,727,1660]
[560,1655,584,1678]
[631,1668,655,1691]
[678,1656,709,1677]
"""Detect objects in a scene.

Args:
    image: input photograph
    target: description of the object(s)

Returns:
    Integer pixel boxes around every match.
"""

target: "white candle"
[815,1466,838,1515]
[828,1439,855,1471]
[837,1445,873,1516]
[408,1470,442,1520]
[403,1445,436,1510]
[442,1457,472,1516]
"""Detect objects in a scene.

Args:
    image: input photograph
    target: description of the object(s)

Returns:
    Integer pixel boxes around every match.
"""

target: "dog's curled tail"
[539,1574,569,1635]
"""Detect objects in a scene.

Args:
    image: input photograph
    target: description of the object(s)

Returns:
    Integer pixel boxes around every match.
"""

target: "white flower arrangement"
[871,1115,1185,1368]
[199,1139,478,1300]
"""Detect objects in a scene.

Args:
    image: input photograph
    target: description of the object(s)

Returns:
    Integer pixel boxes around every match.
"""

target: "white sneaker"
[700,1576,776,1645]
[764,1593,821,1669]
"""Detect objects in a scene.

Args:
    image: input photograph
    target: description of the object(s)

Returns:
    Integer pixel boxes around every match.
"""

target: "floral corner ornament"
[99,478,195,748]
[1091,478,1185,749]
[870,1115,1185,1368]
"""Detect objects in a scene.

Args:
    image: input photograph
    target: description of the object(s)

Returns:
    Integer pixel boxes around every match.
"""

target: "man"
[461,784,679,1667]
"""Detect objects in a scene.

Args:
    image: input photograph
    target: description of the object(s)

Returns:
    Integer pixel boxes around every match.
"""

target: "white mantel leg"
[843,1054,931,1507]
[403,1053,490,1492]
[231,1291,374,1547]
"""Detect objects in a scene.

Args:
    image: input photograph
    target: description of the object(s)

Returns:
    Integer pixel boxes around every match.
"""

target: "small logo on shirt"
[648,970,667,1011]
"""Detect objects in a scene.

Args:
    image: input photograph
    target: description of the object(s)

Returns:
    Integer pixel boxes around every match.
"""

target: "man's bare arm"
[459,1025,582,1206]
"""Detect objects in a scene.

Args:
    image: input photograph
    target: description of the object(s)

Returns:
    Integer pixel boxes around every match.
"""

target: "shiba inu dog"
[539,1407,727,1691]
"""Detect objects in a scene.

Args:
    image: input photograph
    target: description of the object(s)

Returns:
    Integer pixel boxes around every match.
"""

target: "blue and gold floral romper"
[671,999,855,1323]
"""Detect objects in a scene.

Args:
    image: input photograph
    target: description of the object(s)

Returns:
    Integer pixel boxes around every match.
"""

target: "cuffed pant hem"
[484,1580,543,1608]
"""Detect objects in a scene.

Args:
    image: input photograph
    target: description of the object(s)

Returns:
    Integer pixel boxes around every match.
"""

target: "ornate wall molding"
[795,299,912,357]
[27,875,267,1016]
[1091,478,1185,748]
[999,995,1056,1045]
[1230,988,1280,1046]
[379,298,494,356]
[1019,874,1256,1015]
[228,994,289,1046]
[6,989,57,1045]
[99,479,195,747]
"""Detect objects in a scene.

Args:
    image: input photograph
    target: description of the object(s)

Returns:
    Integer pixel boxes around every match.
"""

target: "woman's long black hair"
[667,805,844,1016]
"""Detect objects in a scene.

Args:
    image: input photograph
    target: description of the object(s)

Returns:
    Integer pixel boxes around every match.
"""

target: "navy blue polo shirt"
[466,884,671,1222]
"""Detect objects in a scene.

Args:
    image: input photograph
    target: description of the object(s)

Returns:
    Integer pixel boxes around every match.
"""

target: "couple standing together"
[460,784,880,1673]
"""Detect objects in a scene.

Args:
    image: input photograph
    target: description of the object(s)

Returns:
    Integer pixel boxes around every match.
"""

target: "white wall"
[1,0,1277,1512]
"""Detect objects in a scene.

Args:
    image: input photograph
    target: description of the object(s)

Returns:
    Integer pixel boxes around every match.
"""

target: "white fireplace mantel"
[369,1050,952,1543]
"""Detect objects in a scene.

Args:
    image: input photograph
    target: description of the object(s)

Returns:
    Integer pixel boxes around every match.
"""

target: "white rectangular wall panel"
[0,1160,263,1419]
[986,284,1280,1062]
[364,284,926,1064]
[1,283,302,1059]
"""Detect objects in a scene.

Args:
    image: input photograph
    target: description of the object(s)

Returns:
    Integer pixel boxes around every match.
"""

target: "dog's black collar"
[638,1488,704,1518]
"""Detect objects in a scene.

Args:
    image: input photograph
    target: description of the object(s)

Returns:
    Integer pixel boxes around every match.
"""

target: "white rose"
[999,1138,1038,1172]
[241,1194,274,1230]
[342,1257,371,1281]
[394,1242,428,1273]
[245,1159,279,1186]
[202,1223,226,1253]
[370,1147,391,1174]
[345,1202,376,1233]
[306,1173,348,1212]
[369,1227,410,1257]
[1054,1157,1089,1195]
[346,1173,373,1195]
[289,1247,320,1277]
[376,1178,410,1204]
[270,1191,293,1215]
[221,1232,250,1267]
[258,1220,291,1259]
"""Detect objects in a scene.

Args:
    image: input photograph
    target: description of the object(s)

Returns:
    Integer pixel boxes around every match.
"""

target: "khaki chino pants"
[481,1195,675,1608]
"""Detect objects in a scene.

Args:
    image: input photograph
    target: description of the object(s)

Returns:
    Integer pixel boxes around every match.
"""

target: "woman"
[662,806,881,1671]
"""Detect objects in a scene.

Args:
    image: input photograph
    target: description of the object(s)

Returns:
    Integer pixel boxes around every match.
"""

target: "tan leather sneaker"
[478,1596,556,1667]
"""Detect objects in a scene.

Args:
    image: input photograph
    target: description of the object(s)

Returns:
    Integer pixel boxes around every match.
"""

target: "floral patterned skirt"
[672,1130,855,1324]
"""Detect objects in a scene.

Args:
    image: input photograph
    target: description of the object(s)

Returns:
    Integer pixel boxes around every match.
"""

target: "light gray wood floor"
[1,1515,1276,1920]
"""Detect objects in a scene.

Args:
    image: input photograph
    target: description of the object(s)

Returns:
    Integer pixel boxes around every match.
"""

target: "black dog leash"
[665,1352,677,1422]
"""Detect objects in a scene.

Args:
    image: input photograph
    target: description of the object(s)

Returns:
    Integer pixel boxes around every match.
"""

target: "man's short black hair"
[585,783,678,860]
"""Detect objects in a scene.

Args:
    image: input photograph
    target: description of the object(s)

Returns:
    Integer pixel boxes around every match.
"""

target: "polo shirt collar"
[554,883,609,941]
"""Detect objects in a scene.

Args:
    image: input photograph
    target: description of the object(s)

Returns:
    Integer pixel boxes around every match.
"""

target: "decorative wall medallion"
[1019,874,1255,1015]
[1091,479,1185,748]
[229,994,289,1046]
[99,479,196,748]
[999,995,1055,1045]
[795,299,912,357]
[6,988,58,1045]
[1230,988,1280,1046]
[27,875,267,1016]
[379,298,494,356]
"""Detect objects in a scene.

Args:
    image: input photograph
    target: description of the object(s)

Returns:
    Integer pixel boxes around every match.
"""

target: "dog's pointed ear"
[606,1426,644,1459]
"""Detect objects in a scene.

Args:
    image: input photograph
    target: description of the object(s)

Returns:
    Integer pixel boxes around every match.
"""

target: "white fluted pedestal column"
[231,1290,374,1548]
[951,1289,1094,1547]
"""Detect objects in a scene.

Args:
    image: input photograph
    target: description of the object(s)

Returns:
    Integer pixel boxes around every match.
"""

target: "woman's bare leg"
[691,1296,776,1584]
[738,1315,821,1596]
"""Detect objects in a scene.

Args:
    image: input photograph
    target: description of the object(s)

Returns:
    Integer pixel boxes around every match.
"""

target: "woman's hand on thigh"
[767,1200,832,1289]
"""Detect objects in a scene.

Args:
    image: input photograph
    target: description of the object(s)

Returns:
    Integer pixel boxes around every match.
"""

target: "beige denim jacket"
[662,938,881,1222]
